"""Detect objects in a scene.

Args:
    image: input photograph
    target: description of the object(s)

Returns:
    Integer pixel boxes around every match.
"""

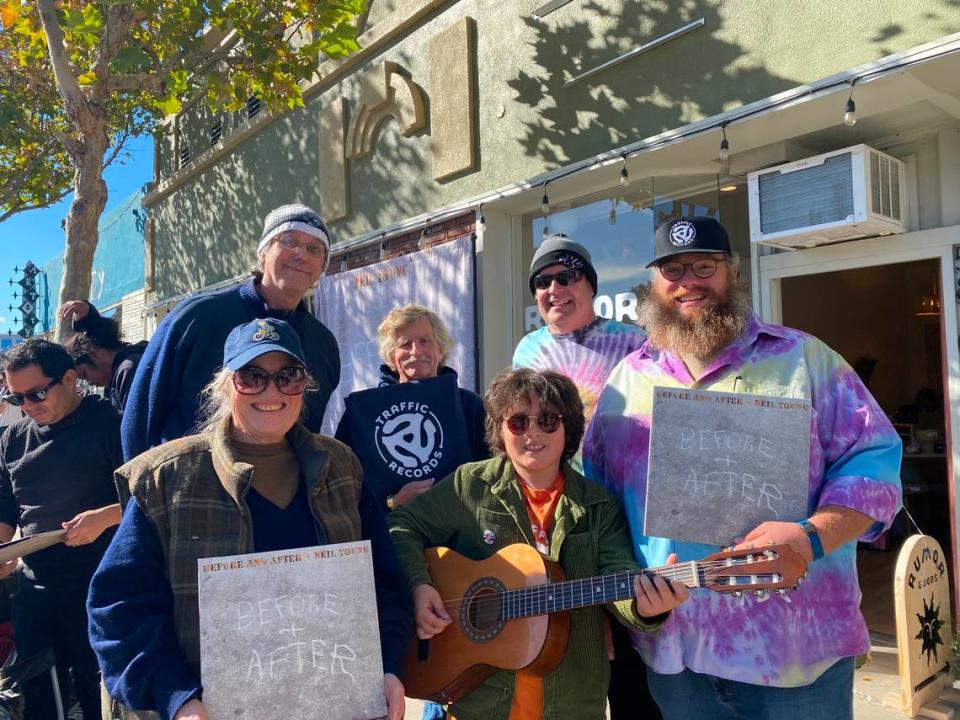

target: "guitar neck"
[500,563,701,620]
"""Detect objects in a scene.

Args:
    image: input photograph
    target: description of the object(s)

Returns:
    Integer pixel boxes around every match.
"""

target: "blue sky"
[0,133,153,334]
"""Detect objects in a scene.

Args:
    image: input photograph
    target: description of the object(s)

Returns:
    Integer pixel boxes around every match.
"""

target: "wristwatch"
[798,519,824,560]
[386,495,396,511]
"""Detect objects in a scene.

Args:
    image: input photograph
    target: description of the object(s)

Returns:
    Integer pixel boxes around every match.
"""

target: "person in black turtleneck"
[0,338,122,720]
[59,299,148,412]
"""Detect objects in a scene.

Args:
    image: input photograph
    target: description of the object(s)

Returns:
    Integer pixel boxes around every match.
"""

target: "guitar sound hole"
[460,577,506,643]
[467,589,500,632]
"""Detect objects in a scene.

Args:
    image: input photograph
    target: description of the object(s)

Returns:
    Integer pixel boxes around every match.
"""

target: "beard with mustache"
[638,269,750,361]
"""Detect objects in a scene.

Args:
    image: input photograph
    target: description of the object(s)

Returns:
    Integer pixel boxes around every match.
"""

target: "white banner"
[315,235,477,434]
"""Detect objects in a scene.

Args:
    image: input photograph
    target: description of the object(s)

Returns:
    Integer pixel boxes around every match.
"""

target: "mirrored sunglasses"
[657,257,728,282]
[533,268,583,290]
[504,412,564,436]
[233,366,308,396]
[3,377,62,406]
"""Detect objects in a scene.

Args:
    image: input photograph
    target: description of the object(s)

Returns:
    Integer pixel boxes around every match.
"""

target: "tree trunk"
[56,122,109,340]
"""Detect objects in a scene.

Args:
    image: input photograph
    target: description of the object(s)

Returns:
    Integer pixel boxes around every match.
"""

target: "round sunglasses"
[232,366,308,396]
[503,412,564,435]
[532,268,583,290]
[2,376,62,407]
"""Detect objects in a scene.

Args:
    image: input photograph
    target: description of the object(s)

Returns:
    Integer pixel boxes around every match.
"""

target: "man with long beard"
[584,217,902,719]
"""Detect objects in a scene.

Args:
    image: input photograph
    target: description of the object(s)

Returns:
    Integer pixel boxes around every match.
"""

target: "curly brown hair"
[483,368,584,463]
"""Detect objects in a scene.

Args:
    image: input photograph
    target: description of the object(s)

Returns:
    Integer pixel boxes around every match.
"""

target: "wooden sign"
[645,387,811,546]
[198,541,386,720]
[892,534,953,716]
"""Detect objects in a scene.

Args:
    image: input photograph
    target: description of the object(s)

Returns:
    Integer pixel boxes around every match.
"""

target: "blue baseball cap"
[223,319,307,371]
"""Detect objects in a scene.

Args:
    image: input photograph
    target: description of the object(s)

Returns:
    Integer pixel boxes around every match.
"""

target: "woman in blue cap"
[88,318,411,720]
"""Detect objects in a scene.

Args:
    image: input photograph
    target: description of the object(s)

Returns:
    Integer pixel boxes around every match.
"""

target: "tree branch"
[0,186,71,223]
[34,0,89,125]
[106,74,163,93]
[0,140,63,208]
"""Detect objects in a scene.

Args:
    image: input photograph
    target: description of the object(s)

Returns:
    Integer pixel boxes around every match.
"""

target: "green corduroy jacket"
[388,456,664,720]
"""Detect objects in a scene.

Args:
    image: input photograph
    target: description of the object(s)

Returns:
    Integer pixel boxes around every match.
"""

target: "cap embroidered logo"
[669,220,697,246]
[252,321,280,342]
[556,253,585,269]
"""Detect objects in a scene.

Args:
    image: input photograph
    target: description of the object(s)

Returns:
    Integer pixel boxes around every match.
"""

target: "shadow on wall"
[505,0,954,166]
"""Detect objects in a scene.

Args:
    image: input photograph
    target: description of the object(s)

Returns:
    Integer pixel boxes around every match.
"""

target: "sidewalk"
[403,637,951,719]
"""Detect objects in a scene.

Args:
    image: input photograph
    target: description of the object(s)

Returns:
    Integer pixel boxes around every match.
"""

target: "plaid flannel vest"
[120,419,363,675]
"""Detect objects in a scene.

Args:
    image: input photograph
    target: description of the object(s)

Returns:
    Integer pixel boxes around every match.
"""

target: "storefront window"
[518,175,749,338]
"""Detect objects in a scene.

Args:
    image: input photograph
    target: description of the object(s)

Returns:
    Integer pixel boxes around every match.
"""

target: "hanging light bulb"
[541,190,550,215]
[719,126,730,162]
[542,225,550,240]
[477,204,486,233]
[619,156,629,186]
[608,199,617,225]
[844,96,857,126]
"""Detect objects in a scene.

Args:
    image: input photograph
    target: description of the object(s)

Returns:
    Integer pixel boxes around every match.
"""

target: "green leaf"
[110,46,153,74]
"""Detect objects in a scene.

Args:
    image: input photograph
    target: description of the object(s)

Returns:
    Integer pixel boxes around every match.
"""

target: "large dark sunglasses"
[504,412,564,436]
[657,257,729,282]
[233,366,308,396]
[532,269,583,290]
[3,377,62,406]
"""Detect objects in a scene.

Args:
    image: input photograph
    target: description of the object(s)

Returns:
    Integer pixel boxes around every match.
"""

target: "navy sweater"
[120,279,340,460]
[88,482,411,720]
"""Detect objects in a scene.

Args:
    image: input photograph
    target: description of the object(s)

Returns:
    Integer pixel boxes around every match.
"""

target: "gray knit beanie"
[257,204,331,269]
[528,233,598,296]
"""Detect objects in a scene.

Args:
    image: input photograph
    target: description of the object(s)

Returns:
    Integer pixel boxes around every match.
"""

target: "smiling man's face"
[534,263,596,335]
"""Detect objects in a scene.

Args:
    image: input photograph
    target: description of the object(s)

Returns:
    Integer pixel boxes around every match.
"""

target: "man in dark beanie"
[121,203,340,460]
[512,233,652,720]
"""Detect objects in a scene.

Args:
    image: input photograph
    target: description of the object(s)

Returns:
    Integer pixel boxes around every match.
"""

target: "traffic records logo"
[374,402,444,478]
[669,220,697,246]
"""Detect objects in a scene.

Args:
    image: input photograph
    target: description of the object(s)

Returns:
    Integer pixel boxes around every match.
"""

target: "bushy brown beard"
[638,274,750,360]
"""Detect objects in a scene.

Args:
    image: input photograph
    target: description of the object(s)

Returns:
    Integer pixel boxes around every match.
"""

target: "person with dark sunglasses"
[88,319,411,720]
[512,234,652,720]
[0,338,123,720]
[389,368,687,720]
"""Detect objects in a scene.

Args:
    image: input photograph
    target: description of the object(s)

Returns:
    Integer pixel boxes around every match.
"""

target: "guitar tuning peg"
[776,590,791,603]
[754,589,769,603]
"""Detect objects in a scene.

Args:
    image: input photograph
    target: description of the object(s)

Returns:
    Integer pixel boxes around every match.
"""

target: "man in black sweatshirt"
[0,339,122,720]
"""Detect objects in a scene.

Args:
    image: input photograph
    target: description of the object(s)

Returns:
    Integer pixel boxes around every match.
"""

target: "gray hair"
[377,305,454,371]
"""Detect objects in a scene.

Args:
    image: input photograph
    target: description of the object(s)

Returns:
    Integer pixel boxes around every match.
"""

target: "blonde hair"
[377,305,453,371]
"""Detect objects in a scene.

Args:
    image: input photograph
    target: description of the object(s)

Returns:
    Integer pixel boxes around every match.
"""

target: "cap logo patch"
[669,220,697,247]
[557,253,585,269]
[252,320,280,342]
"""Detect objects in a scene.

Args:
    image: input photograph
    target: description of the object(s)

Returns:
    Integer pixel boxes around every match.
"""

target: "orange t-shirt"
[508,473,565,720]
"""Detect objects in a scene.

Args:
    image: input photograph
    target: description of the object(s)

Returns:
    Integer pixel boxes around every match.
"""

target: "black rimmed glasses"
[3,377,62,406]
[532,269,583,290]
[504,412,564,436]
[232,366,308,396]
[275,234,326,258]
[656,257,730,282]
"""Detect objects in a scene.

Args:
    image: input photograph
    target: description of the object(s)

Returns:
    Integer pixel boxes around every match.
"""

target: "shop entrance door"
[756,227,960,630]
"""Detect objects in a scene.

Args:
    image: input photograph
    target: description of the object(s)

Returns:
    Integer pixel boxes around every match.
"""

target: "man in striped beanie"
[120,203,341,460]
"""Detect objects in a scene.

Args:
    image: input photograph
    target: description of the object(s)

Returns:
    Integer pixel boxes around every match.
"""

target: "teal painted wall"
[39,189,146,331]
[149,0,960,299]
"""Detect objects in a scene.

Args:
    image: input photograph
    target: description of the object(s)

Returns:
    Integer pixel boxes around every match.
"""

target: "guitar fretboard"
[500,563,701,620]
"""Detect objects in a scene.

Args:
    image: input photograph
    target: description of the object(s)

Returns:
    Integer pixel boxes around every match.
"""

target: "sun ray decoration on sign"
[915,595,945,664]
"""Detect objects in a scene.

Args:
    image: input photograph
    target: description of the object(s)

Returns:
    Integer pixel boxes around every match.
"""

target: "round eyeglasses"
[656,257,730,282]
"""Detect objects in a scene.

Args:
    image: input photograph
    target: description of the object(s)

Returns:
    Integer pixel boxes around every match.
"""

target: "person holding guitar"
[389,368,688,720]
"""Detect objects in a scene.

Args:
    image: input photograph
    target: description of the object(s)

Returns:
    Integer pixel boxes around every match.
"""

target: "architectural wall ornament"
[346,61,427,160]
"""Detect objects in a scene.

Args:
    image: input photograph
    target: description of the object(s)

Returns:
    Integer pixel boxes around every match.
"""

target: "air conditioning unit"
[747,144,908,249]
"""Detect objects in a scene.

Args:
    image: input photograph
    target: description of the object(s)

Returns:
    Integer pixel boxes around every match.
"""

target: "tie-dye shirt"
[513,317,646,470]
[583,312,902,687]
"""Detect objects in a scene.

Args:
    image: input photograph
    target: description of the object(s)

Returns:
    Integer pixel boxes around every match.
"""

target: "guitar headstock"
[700,544,807,598]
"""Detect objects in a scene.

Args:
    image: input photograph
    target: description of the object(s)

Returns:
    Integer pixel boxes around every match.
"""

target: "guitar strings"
[432,560,791,611]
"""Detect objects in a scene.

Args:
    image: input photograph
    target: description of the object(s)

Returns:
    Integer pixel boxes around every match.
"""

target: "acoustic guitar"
[403,542,807,704]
